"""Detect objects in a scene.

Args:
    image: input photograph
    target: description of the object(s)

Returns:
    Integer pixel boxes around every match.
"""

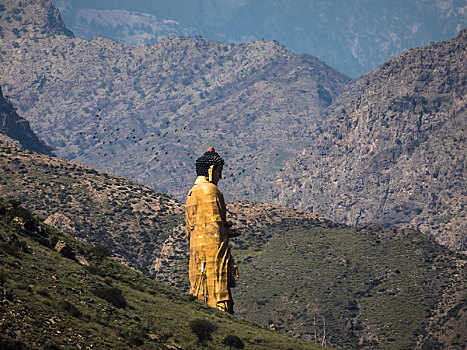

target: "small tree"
[87,244,112,264]
[222,334,245,349]
[189,319,218,343]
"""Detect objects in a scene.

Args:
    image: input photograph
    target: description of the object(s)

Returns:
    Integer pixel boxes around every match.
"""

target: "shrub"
[85,265,104,276]
[222,334,245,349]
[0,270,7,285]
[92,286,127,308]
[161,332,173,342]
[0,241,15,256]
[130,283,145,292]
[189,319,218,342]
[119,327,147,346]
[0,239,24,257]
[58,300,82,317]
[0,339,28,350]
[87,244,112,264]
[37,288,50,298]
[43,342,62,350]
[49,235,59,249]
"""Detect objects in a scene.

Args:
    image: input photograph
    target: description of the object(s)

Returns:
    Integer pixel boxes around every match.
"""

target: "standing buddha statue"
[185,147,240,313]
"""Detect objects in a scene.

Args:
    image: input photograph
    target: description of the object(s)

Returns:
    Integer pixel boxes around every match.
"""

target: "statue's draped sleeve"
[185,177,237,313]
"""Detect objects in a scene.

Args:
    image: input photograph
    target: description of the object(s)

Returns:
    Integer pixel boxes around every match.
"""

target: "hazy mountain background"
[52,0,467,78]
[0,0,352,203]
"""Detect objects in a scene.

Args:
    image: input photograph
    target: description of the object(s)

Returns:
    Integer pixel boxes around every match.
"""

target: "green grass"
[0,198,324,349]
[232,222,461,349]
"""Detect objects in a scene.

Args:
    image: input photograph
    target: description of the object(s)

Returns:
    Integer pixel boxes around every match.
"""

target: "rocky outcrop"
[0,0,73,42]
[274,29,467,253]
[0,86,54,155]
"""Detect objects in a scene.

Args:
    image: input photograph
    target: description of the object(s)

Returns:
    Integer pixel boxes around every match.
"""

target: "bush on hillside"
[223,334,245,349]
[189,318,218,342]
[92,286,127,308]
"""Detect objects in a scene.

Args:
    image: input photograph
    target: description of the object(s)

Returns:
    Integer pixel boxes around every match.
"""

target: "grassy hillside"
[1,143,465,349]
[234,222,466,349]
[0,197,324,350]
[0,141,184,275]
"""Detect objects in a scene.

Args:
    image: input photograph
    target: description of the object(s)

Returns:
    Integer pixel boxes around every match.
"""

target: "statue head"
[195,147,224,185]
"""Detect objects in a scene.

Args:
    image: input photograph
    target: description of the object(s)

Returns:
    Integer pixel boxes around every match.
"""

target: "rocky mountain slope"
[0,0,351,202]
[0,141,183,275]
[0,86,54,156]
[54,0,467,78]
[1,143,465,349]
[0,198,322,350]
[273,29,467,254]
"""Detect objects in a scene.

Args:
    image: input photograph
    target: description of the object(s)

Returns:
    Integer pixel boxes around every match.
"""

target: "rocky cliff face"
[0,86,54,155]
[0,0,73,41]
[0,0,351,202]
[273,29,467,253]
[0,0,464,255]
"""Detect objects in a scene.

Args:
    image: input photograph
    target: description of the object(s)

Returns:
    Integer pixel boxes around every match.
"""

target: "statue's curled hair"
[195,149,224,177]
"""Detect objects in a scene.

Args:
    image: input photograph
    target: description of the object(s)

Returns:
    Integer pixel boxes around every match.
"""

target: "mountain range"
[0,1,466,348]
[52,0,467,78]
[273,28,467,254]
[0,0,465,255]
[0,0,351,202]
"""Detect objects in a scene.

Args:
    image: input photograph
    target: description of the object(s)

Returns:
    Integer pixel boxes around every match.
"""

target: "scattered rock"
[54,241,76,260]
[75,254,90,266]
[148,333,160,342]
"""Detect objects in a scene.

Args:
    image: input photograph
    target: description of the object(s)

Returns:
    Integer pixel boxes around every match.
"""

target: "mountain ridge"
[53,0,467,78]
[0,86,54,156]
[0,0,351,202]
[272,28,467,254]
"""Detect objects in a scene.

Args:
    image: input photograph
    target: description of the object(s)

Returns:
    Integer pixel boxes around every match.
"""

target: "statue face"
[212,165,223,185]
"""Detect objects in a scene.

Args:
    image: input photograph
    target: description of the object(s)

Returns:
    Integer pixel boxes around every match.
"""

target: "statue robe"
[185,176,238,313]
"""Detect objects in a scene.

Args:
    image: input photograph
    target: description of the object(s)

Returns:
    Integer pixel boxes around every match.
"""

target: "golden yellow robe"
[185,176,238,313]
